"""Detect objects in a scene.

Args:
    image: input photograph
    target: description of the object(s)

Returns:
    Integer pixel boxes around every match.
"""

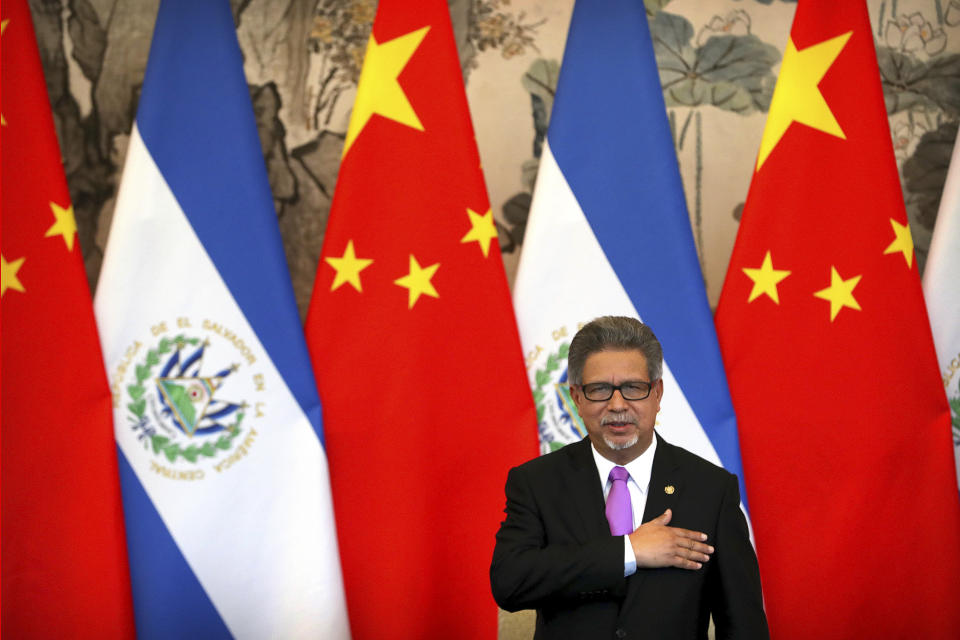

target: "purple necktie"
[605,466,633,536]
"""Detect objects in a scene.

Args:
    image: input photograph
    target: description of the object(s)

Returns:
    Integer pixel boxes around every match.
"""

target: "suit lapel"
[562,438,610,540]
[641,433,683,524]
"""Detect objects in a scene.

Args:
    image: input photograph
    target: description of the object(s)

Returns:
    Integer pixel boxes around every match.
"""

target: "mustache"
[601,412,638,426]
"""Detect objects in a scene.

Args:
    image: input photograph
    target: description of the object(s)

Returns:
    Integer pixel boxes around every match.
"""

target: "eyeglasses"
[578,381,653,402]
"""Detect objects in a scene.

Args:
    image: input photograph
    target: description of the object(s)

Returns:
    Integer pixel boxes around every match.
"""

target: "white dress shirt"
[591,436,657,576]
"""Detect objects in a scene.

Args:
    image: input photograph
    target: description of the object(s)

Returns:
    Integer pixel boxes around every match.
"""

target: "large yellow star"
[2,254,26,297]
[883,218,914,268]
[394,254,439,309]
[343,26,430,156]
[45,201,78,251]
[325,240,374,292]
[460,208,498,257]
[742,250,791,304]
[756,31,852,170]
[813,266,861,321]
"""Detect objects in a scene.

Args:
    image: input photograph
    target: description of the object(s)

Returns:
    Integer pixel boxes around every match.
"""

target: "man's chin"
[604,434,640,451]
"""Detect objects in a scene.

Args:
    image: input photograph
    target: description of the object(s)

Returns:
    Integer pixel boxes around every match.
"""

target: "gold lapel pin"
[664,485,675,495]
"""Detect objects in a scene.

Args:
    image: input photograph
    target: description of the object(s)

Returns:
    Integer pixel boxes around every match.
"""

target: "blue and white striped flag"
[93,1,350,637]
[513,0,750,509]
[923,133,960,492]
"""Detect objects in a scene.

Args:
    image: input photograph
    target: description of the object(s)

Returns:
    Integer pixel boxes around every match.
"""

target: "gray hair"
[567,316,663,385]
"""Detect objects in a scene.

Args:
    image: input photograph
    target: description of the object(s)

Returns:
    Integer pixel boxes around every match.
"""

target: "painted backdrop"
[32,0,960,309]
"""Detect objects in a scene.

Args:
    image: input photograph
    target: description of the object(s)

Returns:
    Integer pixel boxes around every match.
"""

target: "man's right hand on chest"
[628,508,714,570]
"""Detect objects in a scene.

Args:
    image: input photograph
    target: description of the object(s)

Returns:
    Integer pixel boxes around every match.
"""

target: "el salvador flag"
[93,1,350,637]
[513,0,751,513]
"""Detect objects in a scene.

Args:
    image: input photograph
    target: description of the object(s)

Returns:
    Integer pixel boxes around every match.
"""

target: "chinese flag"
[1,1,135,636]
[303,1,538,638]
[715,1,960,637]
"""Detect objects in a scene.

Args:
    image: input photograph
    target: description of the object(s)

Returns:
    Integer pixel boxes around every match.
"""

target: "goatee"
[605,434,639,450]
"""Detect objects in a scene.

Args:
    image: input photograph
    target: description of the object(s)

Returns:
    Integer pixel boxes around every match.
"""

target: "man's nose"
[607,388,629,408]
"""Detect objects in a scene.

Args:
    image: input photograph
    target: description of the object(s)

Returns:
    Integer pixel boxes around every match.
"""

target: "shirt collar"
[591,432,657,495]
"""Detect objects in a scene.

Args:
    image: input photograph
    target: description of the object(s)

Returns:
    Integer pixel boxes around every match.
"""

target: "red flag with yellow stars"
[715,1,960,636]
[303,0,538,637]
[1,0,135,636]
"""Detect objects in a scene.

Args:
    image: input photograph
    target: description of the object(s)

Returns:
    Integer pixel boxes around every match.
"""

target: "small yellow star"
[2,254,26,297]
[343,26,430,156]
[742,250,791,304]
[324,240,374,292]
[756,31,852,170]
[883,218,914,268]
[813,266,862,322]
[460,208,498,257]
[45,201,78,251]
[394,254,439,309]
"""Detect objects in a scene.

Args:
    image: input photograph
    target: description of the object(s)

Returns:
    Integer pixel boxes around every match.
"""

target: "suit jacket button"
[615,629,627,638]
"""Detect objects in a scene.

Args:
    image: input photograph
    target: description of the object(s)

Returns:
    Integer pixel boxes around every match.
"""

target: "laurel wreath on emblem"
[126,334,244,464]
[532,342,569,425]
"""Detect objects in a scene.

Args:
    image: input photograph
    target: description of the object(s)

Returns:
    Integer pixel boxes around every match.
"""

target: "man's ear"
[652,378,664,407]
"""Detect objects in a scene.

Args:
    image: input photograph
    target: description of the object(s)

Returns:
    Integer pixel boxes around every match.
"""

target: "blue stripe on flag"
[116,450,232,639]
[134,0,324,440]
[548,0,748,507]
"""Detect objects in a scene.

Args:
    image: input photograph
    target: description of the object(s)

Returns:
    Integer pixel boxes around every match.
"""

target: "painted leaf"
[652,12,779,113]
[878,48,960,117]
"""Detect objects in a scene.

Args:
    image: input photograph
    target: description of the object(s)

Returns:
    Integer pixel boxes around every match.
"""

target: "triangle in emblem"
[157,377,218,437]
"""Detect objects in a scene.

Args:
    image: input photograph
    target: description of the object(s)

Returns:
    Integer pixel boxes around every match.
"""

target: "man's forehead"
[588,347,646,358]
[582,348,648,371]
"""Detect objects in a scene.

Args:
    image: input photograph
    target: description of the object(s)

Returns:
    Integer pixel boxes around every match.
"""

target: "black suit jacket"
[490,434,768,640]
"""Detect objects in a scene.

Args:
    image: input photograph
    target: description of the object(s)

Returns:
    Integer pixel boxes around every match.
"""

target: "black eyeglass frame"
[575,380,655,402]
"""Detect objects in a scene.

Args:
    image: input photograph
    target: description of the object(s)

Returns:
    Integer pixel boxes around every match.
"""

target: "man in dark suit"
[491,316,768,639]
